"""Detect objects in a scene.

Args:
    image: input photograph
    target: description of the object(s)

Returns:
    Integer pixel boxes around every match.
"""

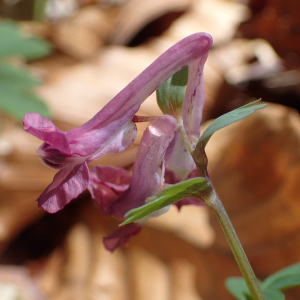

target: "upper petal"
[23,113,70,154]
[87,121,137,162]
[24,33,212,162]
[37,162,89,213]
[66,33,213,157]
[67,106,139,157]
[112,115,177,219]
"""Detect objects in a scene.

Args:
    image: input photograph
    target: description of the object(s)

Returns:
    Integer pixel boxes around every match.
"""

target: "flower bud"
[156,66,188,118]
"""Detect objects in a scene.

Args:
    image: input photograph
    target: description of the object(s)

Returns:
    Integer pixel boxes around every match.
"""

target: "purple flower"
[88,116,177,251]
[23,32,212,214]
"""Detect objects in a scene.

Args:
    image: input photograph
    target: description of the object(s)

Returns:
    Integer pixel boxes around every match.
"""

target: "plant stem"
[205,185,266,300]
[177,118,265,300]
[177,119,195,154]
[33,0,48,21]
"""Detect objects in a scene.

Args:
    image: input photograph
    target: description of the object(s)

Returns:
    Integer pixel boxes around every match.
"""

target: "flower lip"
[36,145,85,170]
[23,113,71,155]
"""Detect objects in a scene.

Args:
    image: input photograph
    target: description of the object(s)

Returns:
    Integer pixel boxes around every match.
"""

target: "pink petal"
[23,113,70,154]
[67,106,139,157]
[89,166,131,191]
[88,166,131,215]
[66,33,213,157]
[112,115,177,219]
[38,162,89,213]
[103,223,141,252]
[86,121,137,162]
[183,53,209,142]
[165,131,196,181]
[24,33,212,163]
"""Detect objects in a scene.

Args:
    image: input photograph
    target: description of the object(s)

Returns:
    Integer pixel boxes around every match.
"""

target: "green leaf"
[225,277,252,300]
[225,277,285,300]
[0,20,52,60]
[261,262,300,291]
[263,289,285,300]
[196,100,266,150]
[121,177,208,226]
[0,63,40,87]
[0,63,50,121]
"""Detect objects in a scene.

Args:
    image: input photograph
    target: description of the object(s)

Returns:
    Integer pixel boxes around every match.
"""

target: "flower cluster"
[23,33,213,251]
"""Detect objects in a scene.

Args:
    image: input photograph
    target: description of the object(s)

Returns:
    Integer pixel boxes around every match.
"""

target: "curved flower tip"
[103,223,141,252]
[23,113,70,154]
[88,166,131,216]
[182,34,212,142]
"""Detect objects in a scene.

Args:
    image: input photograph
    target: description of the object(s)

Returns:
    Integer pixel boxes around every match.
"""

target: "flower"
[88,116,177,251]
[23,32,213,214]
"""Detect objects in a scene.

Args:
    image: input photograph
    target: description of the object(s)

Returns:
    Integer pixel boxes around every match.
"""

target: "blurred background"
[1,0,300,299]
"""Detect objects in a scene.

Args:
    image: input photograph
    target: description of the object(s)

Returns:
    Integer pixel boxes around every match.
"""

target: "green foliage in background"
[0,20,52,122]
[226,262,300,300]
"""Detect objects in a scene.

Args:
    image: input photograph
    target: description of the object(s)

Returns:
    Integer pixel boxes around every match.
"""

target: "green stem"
[177,119,195,154]
[33,0,48,21]
[177,116,265,300]
[204,185,266,300]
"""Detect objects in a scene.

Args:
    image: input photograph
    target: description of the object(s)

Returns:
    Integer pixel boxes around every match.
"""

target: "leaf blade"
[225,277,285,300]
[0,20,52,60]
[121,177,208,226]
[262,262,300,291]
[263,289,285,300]
[196,100,266,150]
[225,277,252,300]
[0,63,50,121]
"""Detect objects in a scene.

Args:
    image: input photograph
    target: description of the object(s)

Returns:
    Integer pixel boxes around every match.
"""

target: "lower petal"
[38,162,89,213]
[88,166,131,216]
[103,223,141,252]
